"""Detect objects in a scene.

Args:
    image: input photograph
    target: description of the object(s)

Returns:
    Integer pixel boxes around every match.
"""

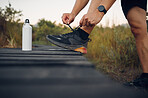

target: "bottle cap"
[25,19,30,23]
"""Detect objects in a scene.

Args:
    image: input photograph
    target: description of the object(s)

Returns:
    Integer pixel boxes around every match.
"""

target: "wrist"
[71,11,77,17]
[96,9,104,17]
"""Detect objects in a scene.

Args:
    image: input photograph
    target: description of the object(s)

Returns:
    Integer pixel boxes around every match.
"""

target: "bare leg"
[127,7,148,73]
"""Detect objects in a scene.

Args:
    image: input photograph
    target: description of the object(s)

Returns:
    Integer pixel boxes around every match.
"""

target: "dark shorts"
[121,0,147,17]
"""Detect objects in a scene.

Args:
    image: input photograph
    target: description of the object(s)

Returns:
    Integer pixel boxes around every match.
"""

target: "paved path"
[0,45,147,98]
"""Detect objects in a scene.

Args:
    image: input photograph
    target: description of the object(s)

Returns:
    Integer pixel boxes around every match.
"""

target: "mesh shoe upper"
[46,28,90,50]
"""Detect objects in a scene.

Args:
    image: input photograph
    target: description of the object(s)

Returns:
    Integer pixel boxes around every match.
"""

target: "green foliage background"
[0,3,23,47]
[33,19,71,45]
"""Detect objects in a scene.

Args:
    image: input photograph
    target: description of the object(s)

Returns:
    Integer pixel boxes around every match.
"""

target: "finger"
[79,17,84,27]
[82,17,88,26]
[62,15,67,24]
[62,14,69,24]
[64,17,69,24]
[86,20,90,27]
[66,18,69,24]
[90,21,96,27]
[68,17,74,25]
[79,15,87,27]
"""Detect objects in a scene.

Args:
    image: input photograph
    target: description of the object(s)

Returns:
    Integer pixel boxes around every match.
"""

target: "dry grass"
[86,25,142,82]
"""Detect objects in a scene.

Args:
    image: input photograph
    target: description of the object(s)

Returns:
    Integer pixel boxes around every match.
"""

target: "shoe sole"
[46,35,87,53]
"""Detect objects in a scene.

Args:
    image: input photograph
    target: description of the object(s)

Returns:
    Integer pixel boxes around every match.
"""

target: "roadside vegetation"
[86,26,142,82]
[0,3,23,48]
[0,3,143,83]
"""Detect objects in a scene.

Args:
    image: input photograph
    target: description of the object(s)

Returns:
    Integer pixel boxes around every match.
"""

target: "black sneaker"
[46,27,89,53]
[124,75,148,89]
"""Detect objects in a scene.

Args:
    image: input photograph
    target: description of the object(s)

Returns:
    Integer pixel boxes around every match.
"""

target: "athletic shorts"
[121,0,147,17]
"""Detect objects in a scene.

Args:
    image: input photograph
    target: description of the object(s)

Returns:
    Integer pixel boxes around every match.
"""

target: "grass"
[86,25,142,83]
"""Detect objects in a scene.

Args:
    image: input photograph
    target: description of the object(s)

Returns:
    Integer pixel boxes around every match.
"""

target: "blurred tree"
[0,3,23,47]
[34,19,71,45]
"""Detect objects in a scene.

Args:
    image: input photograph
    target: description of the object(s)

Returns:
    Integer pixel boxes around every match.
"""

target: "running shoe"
[46,26,89,54]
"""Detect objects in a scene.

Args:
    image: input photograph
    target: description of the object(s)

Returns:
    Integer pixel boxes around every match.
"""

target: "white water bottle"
[22,19,32,51]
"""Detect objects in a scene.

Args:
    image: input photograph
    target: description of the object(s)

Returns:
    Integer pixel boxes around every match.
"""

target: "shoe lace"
[61,24,80,38]
[67,24,80,32]
[66,24,92,42]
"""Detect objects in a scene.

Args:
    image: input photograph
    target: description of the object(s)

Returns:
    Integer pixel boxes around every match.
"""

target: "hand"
[62,13,76,24]
[79,9,104,27]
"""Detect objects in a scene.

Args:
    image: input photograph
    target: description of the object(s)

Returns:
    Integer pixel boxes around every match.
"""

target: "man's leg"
[127,7,148,73]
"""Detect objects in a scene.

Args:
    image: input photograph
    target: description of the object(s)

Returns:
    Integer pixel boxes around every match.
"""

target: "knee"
[129,21,146,39]
[130,25,142,37]
[126,7,147,39]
